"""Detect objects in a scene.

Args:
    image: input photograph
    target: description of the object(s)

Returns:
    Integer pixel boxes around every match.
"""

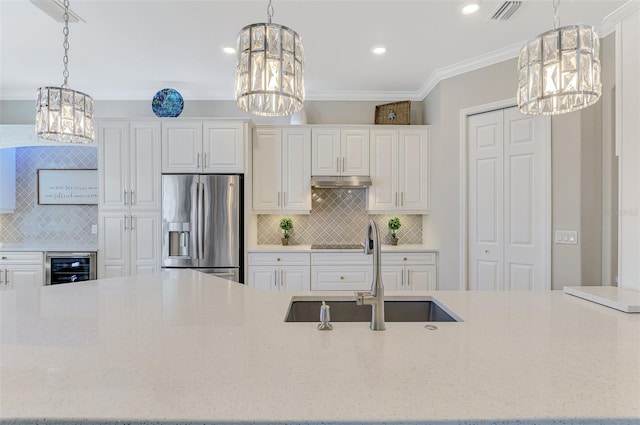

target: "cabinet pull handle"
[401,192,404,206]
[280,270,284,288]
[123,215,128,231]
[197,153,201,168]
[131,191,135,205]
[342,157,345,173]
[130,215,135,231]
[274,270,278,289]
[395,192,398,207]
[336,157,340,173]
[204,153,208,168]
[5,269,8,285]
[401,270,403,287]
[0,268,3,285]
[283,192,286,207]
[277,192,280,207]
[124,190,128,206]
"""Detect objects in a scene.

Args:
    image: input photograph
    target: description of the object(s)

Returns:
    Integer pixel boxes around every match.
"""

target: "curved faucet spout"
[356,218,385,330]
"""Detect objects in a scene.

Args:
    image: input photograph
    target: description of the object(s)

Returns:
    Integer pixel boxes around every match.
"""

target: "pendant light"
[36,0,94,144]
[235,0,305,117]
[517,0,601,115]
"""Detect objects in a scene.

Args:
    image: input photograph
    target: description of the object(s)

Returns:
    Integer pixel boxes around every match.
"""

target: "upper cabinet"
[311,128,369,176]
[162,121,246,173]
[252,127,311,214]
[368,127,429,213]
[98,121,162,211]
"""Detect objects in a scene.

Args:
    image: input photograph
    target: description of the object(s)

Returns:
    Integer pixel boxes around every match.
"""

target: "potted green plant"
[388,216,402,245]
[279,217,293,246]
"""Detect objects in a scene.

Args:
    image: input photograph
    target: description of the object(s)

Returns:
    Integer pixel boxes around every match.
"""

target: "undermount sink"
[284,296,462,323]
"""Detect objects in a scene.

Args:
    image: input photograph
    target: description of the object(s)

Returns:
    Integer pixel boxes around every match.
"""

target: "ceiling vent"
[488,1,523,21]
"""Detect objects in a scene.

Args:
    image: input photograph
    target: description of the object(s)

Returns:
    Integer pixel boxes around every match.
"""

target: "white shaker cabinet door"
[341,129,369,176]
[129,122,161,210]
[248,266,278,291]
[398,129,429,212]
[311,128,341,176]
[281,266,311,291]
[381,266,403,291]
[203,122,244,173]
[162,121,203,173]
[99,213,129,278]
[405,265,437,291]
[252,128,283,211]
[5,265,43,290]
[282,128,311,211]
[129,212,161,276]
[99,121,129,208]
[368,129,398,211]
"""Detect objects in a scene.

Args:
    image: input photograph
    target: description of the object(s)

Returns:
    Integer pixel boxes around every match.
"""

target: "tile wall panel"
[257,188,422,245]
[0,146,98,245]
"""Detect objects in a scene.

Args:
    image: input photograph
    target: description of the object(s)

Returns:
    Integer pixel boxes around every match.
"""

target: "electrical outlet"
[91,224,98,234]
[554,230,578,245]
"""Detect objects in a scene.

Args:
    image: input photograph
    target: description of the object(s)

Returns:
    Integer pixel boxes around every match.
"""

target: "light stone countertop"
[0,243,98,252]
[1,270,639,425]
[249,244,438,253]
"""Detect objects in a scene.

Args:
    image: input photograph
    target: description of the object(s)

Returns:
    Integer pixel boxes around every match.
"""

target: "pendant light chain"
[266,0,274,24]
[552,0,560,30]
[62,0,71,88]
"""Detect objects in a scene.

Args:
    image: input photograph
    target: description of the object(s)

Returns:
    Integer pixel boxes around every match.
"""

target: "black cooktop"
[311,244,364,250]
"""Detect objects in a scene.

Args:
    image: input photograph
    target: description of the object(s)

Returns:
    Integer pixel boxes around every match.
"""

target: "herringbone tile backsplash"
[257,188,422,245]
[0,146,98,245]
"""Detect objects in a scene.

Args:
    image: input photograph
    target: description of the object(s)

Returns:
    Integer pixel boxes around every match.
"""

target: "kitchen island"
[1,270,639,424]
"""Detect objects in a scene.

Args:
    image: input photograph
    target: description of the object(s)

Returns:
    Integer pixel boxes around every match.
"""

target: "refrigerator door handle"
[193,181,199,260]
[198,182,205,260]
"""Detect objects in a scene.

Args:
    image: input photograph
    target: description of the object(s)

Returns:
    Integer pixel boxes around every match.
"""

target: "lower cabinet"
[381,252,438,291]
[0,252,44,290]
[311,252,373,291]
[99,212,161,278]
[248,252,310,291]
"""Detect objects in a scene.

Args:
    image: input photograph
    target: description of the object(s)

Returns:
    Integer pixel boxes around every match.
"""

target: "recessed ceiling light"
[223,47,236,55]
[461,2,480,15]
[371,46,386,55]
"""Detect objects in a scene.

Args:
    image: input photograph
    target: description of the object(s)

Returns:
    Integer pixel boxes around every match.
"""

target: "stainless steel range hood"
[311,176,372,189]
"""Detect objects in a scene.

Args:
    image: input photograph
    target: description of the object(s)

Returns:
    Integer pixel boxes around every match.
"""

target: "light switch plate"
[91,224,98,234]
[555,230,578,245]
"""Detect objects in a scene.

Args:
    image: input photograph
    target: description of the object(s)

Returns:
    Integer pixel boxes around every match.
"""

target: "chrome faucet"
[355,218,385,330]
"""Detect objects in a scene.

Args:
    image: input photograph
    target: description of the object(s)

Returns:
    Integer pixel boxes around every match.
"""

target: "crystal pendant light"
[517,0,601,115]
[36,0,94,144]
[235,0,305,117]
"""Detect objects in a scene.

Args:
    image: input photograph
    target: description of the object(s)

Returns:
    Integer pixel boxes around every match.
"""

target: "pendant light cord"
[267,0,274,24]
[552,0,560,29]
[62,0,70,88]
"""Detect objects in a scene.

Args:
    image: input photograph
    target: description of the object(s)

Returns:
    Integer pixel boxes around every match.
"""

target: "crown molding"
[600,0,640,36]
[305,90,422,102]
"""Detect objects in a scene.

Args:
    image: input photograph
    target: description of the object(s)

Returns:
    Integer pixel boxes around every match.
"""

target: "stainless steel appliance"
[161,174,242,282]
[45,252,97,285]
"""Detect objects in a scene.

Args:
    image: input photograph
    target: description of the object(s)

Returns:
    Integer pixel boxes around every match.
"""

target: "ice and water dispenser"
[167,222,190,258]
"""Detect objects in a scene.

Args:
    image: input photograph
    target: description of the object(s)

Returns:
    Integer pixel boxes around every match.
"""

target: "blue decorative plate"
[152,88,184,117]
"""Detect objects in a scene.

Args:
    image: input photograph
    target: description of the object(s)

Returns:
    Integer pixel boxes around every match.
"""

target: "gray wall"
[422,37,613,290]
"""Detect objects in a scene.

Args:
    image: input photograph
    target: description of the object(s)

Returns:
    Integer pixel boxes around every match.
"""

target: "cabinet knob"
[277,257,281,261]
[340,276,344,280]
[404,257,407,261]
[1,256,6,260]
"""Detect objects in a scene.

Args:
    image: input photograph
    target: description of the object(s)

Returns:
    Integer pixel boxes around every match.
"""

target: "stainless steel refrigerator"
[161,174,242,282]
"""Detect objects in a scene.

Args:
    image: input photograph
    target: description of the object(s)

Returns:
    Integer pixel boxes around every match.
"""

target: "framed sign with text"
[37,169,98,205]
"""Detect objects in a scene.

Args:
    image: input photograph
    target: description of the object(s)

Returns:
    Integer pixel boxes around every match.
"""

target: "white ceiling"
[0,0,627,101]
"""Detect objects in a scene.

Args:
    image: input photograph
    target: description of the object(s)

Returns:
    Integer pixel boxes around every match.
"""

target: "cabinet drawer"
[311,252,372,266]
[382,252,436,265]
[0,252,44,264]
[311,266,371,291]
[248,252,310,266]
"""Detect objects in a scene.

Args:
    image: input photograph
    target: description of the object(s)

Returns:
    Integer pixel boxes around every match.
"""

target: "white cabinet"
[99,212,161,278]
[381,252,437,291]
[162,121,245,173]
[0,252,44,291]
[310,252,373,291]
[99,121,161,210]
[248,252,310,291]
[312,128,369,176]
[0,148,16,214]
[368,127,429,213]
[252,127,311,213]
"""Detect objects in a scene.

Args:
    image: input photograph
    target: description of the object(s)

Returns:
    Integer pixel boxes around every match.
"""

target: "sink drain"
[424,324,438,330]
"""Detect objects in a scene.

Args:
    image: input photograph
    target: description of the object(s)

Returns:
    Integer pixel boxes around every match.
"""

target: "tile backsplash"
[257,188,422,245]
[0,146,98,245]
